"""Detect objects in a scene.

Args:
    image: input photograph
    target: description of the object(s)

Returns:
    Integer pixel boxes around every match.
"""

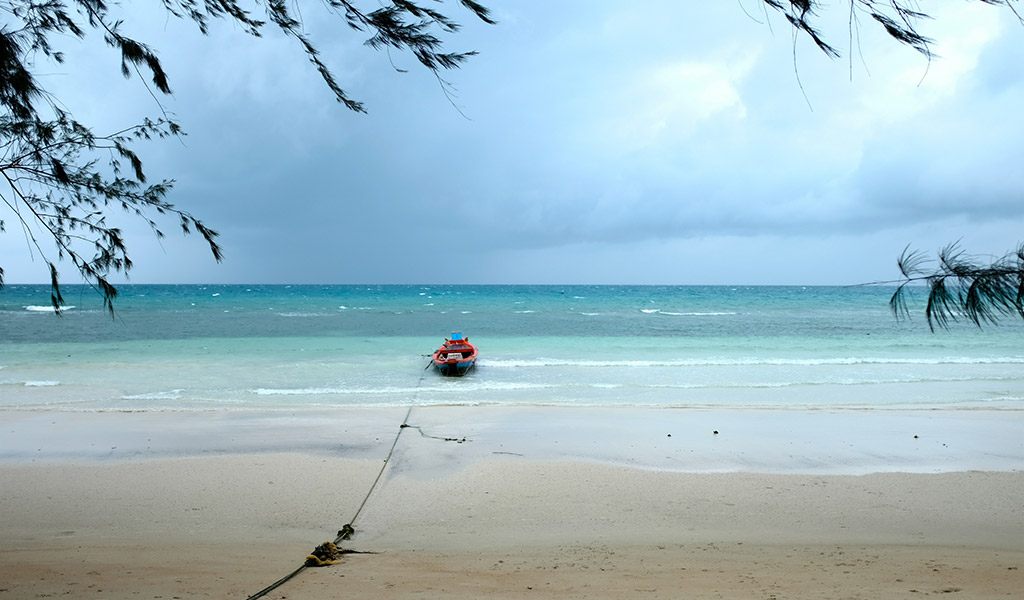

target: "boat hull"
[433,360,475,377]
[432,335,478,377]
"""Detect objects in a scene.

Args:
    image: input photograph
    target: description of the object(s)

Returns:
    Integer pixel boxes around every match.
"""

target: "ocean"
[2,284,1023,412]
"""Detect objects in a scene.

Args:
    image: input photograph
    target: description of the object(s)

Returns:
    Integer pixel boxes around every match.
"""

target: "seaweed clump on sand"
[305,541,344,566]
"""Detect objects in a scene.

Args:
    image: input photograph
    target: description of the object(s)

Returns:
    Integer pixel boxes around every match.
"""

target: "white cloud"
[564,24,763,158]
[611,54,754,150]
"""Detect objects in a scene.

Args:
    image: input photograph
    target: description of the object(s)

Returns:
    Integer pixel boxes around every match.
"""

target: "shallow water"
[2,284,1022,411]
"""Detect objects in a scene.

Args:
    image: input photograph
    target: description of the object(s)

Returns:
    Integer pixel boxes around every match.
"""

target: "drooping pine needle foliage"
[762,0,1021,60]
[0,109,212,314]
[891,244,1024,331]
[0,0,494,312]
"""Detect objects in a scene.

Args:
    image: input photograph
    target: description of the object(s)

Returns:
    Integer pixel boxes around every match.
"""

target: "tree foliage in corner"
[891,244,1024,331]
[763,0,1021,61]
[0,0,494,312]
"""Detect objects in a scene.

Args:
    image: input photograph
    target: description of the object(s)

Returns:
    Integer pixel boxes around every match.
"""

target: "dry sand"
[1,407,1023,599]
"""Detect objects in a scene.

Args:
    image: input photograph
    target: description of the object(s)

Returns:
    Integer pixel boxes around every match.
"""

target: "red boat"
[432,332,478,376]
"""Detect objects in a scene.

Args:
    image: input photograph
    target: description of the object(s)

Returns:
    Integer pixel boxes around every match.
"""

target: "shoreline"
[2,406,1023,599]
[3,405,1023,473]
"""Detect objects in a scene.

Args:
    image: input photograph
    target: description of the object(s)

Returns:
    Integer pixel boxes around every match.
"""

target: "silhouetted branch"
[891,243,1024,331]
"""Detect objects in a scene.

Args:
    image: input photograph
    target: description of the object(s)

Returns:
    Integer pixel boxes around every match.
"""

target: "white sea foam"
[24,380,60,387]
[638,374,996,390]
[253,386,377,396]
[479,356,1024,368]
[640,309,735,316]
[121,389,185,400]
[252,381,553,397]
[24,305,74,312]
[431,381,554,392]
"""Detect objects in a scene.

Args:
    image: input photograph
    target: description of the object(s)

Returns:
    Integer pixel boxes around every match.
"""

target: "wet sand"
[1,406,1022,599]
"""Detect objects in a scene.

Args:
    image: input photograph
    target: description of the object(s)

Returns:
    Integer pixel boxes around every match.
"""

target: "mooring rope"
[341,403,414,538]
[244,363,430,600]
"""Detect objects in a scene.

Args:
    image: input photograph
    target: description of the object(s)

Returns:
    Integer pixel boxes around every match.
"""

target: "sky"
[3,0,1024,285]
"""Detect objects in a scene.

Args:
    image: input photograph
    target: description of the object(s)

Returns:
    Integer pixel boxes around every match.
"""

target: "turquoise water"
[2,284,1023,411]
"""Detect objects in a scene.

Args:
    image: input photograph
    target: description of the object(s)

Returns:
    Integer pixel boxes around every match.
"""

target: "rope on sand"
[243,375,422,600]
[340,403,415,540]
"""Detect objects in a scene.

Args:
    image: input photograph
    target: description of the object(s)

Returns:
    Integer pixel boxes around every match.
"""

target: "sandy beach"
[2,406,1023,599]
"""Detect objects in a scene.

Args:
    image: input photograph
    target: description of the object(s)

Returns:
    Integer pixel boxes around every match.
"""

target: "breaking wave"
[479,356,1024,368]
[25,305,74,312]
